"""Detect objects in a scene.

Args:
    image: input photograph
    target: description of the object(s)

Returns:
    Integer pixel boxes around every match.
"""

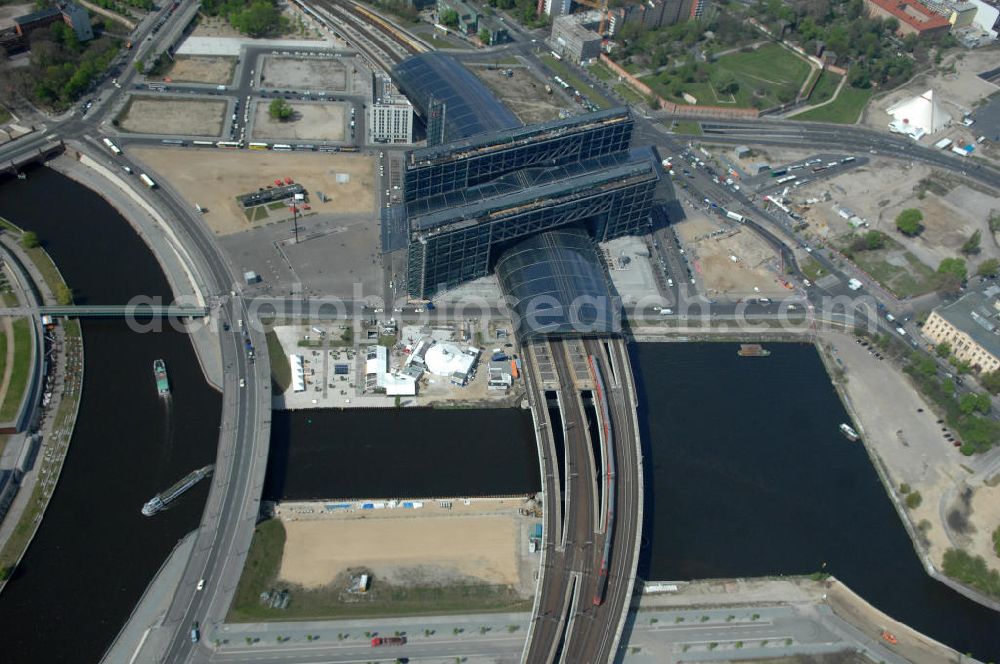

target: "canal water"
[632,342,1000,660]
[265,407,540,500]
[0,167,221,663]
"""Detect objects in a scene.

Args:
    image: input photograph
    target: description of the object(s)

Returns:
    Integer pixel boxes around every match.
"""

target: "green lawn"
[801,257,825,282]
[0,318,32,422]
[541,55,613,110]
[228,519,532,622]
[266,331,291,392]
[793,85,872,124]
[809,71,842,105]
[587,61,616,82]
[614,83,646,106]
[842,236,937,298]
[0,106,11,125]
[641,44,810,109]
[670,120,703,135]
[942,548,1000,600]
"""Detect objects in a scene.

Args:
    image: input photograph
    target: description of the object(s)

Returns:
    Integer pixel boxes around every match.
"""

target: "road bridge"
[34,304,210,317]
[0,132,65,175]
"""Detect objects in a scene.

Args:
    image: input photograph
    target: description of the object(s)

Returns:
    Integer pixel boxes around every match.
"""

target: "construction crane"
[573,0,610,37]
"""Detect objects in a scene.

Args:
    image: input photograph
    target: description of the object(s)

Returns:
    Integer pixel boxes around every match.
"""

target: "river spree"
[265,407,540,500]
[0,167,220,663]
[633,342,1000,659]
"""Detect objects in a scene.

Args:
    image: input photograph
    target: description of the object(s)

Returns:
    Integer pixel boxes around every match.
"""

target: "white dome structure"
[887,90,950,140]
[424,342,477,377]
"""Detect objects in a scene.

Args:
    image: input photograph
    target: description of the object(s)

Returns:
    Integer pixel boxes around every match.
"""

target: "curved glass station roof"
[393,53,521,142]
[496,227,620,340]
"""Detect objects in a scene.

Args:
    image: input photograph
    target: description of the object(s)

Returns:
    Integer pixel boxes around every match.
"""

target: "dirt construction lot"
[163,55,235,84]
[675,211,789,297]
[474,65,571,125]
[252,102,345,141]
[279,515,519,589]
[260,56,347,91]
[130,147,375,235]
[118,97,225,136]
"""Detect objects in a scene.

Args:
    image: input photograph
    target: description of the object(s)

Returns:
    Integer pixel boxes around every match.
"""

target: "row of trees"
[201,0,289,38]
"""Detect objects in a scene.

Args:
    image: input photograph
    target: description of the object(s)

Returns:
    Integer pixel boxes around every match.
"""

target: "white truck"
[847,278,863,291]
[139,173,156,188]
[725,210,745,223]
[934,138,953,150]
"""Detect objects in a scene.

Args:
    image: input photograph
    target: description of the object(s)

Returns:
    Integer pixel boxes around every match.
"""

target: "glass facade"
[392,53,520,144]
[495,227,620,340]
[406,149,659,298]
[403,108,634,202]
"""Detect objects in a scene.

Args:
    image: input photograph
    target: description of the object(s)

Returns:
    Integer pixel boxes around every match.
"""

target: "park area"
[641,43,811,109]
[252,102,346,141]
[162,55,235,85]
[117,97,226,136]
[130,147,375,235]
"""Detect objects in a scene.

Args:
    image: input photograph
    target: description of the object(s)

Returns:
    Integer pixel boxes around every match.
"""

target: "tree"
[989,210,1000,233]
[269,98,293,121]
[981,370,1000,395]
[896,208,924,236]
[440,8,459,28]
[993,525,1000,557]
[962,229,982,255]
[865,230,886,250]
[959,391,991,415]
[936,257,967,291]
[55,283,73,305]
[978,258,1000,278]
[21,231,39,249]
[935,342,951,358]
[478,28,490,44]
[230,1,288,38]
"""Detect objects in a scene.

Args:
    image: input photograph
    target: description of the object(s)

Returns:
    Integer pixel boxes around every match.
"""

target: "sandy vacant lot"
[864,49,1000,130]
[260,56,347,91]
[794,160,1000,270]
[279,515,518,589]
[118,97,225,136]
[131,147,375,234]
[252,102,345,141]
[676,211,788,297]
[475,65,569,125]
[164,55,235,85]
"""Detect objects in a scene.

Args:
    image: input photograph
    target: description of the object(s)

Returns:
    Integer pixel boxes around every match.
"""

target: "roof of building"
[408,146,659,233]
[496,227,620,340]
[935,289,1000,359]
[407,107,630,168]
[868,0,951,31]
[14,6,60,25]
[392,53,520,143]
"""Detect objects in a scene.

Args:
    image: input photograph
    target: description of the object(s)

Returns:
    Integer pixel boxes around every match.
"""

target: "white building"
[541,0,572,17]
[364,345,418,396]
[369,76,414,144]
[289,354,305,392]
[887,90,951,140]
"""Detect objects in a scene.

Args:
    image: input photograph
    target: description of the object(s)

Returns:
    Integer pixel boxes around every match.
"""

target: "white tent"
[887,90,950,140]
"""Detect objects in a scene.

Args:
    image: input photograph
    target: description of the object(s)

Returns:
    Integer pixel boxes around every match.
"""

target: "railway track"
[293,0,424,72]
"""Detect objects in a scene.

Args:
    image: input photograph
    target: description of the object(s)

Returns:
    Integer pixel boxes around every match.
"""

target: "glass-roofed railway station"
[386,52,674,336]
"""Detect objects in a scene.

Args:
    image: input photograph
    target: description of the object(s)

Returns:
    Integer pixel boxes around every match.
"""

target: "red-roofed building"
[864,0,952,36]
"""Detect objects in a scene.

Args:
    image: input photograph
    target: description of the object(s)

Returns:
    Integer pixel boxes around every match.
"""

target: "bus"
[272,144,293,151]
[139,173,156,188]
[550,50,562,60]
[192,140,215,147]
[776,175,797,184]
[770,168,787,177]
[295,144,315,151]
[341,146,359,152]
[161,139,186,146]
[102,138,122,155]
[216,141,240,149]
[248,142,269,151]
[841,156,856,163]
